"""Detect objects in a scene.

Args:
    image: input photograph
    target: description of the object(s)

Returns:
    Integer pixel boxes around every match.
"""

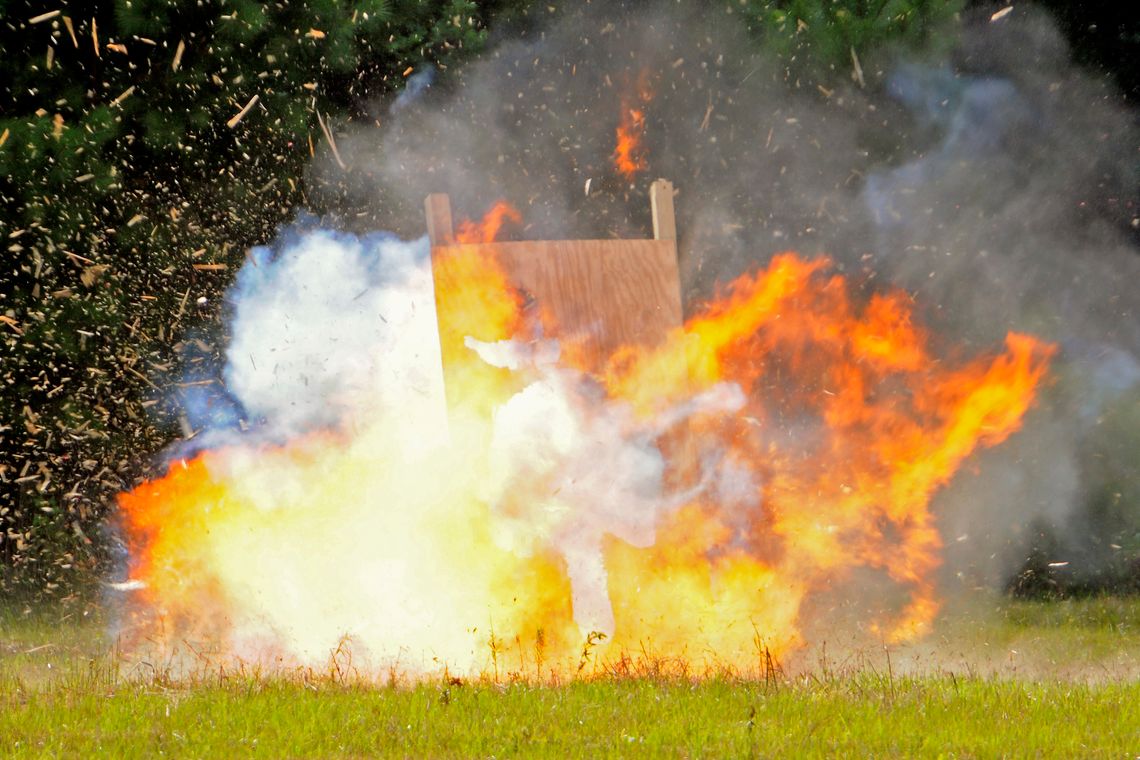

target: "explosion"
[116,198,1054,679]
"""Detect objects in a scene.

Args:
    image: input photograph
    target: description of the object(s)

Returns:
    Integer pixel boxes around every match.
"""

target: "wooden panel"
[650,179,676,242]
[431,238,682,372]
[424,194,454,246]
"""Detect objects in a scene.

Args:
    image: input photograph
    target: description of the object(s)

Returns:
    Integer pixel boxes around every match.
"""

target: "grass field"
[2,595,1139,757]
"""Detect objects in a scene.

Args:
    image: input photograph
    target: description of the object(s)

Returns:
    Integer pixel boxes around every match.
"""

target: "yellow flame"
[118,224,1054,679]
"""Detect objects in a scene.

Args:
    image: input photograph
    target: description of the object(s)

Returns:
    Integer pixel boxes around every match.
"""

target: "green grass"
[0,604,108,691]
[1000,595,1140,630]
[2,597,1139,758]
[3,673,1137,757]
[890,593,1140,681]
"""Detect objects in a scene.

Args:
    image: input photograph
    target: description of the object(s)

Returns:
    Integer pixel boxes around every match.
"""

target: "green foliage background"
[740,0,960,65]
[0,0,501,598]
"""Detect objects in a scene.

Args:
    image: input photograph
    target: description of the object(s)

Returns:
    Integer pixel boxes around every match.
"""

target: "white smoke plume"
[470,338,746,634]
[224,228,447,443]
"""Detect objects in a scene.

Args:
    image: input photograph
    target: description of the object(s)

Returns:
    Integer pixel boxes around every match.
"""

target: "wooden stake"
[650,178,676,241]
[424,193,454,246]
[226,94,259,129]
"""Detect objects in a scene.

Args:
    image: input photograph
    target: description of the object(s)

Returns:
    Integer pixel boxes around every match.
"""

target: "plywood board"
[431,238,682,372]
[426,179,681,377]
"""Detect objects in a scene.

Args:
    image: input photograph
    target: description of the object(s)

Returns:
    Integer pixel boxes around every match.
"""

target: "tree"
[0,0,492,600]
[735,0,963,79]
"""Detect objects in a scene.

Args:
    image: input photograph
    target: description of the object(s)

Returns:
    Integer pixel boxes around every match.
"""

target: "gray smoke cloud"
[305,1,1140,591]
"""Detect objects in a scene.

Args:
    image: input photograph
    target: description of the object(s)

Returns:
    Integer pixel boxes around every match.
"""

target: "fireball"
[117,201,1053,680]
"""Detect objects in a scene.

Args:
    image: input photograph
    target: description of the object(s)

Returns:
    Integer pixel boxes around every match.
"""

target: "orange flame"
[434,202,525,414]
[612,70,654,180]
[455,201,523,245]
[117,221,1054,677]
[599,254,1054,643]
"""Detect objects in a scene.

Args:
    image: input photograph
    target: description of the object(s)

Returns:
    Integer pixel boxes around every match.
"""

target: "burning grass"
[3,597,1140,756]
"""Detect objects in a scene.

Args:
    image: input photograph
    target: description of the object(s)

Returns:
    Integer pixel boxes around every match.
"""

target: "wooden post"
[650,179,676,242]
[424,193,454,246]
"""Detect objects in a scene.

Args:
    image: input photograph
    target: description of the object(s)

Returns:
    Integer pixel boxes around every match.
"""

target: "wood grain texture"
[424,194,454,246]
[431,238,682,372]
[650,179,676,242]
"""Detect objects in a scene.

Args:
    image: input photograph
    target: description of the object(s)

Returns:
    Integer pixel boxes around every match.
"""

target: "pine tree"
[0,0,494,600]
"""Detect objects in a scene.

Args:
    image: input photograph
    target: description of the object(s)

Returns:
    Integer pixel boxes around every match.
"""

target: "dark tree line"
[0,0,513,599]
